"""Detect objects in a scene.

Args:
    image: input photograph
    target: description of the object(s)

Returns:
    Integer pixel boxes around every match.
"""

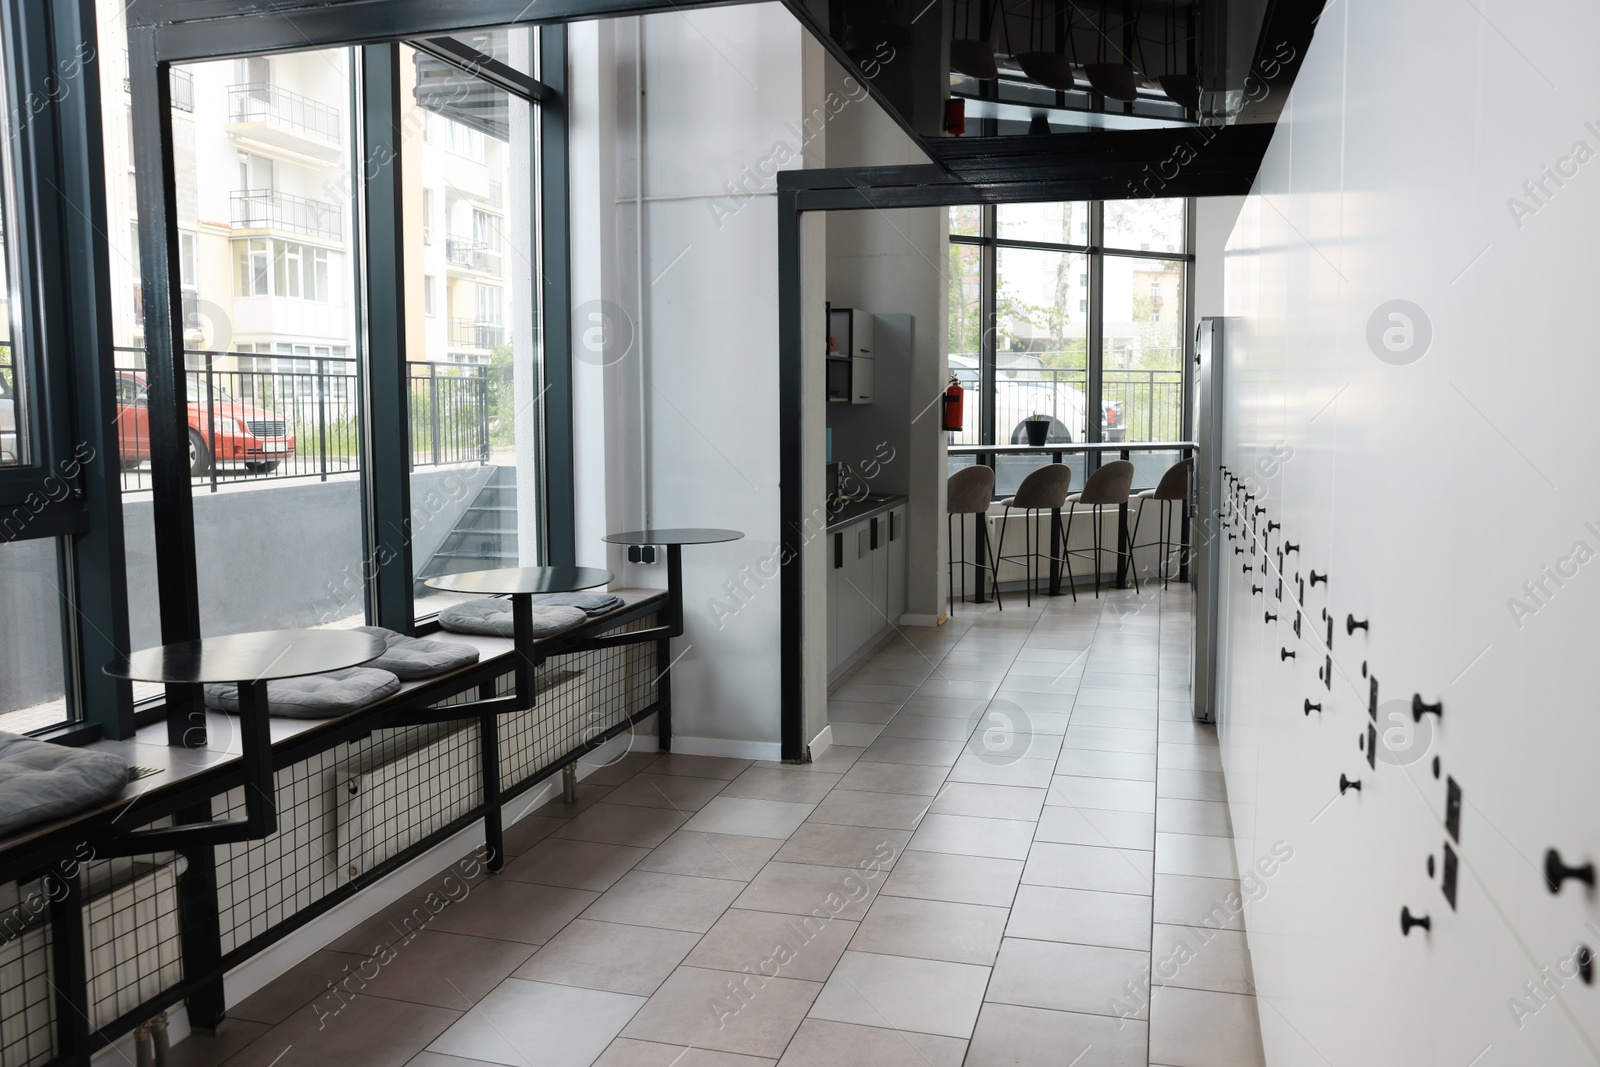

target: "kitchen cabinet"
[828,504,909,678]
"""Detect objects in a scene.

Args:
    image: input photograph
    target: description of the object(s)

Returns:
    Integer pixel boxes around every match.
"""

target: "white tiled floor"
[171,583,1263,1067]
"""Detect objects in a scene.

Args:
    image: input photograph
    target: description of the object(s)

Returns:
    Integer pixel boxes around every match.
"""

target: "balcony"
[444,236,502,276]
[450,319,505,350]
[123,55,195,113]
[230,189,342,240]
[227,83,342,162]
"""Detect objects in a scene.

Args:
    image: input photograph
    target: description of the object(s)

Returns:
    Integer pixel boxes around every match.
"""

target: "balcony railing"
[112,347,507,493]
[444,236,501,275]
[230,189,342,239]
[227,83,341,144]
[450,319,505,349]
[123,56,194,113]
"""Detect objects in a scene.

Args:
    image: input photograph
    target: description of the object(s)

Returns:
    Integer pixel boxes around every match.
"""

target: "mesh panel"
[81,857,186,1030]
[0,879,55,1067]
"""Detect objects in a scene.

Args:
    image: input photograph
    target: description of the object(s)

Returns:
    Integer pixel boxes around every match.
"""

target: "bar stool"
[993,463,1072,606]
[947,464,1001,613]
[1062,460,1138,599]
[1128,457,1192,589]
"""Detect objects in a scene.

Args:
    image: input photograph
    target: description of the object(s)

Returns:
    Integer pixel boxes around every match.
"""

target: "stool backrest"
[1010,463,1072,509]
[947,464,996,514]
[1077,460,1136,505]
[1151,457,1193,501]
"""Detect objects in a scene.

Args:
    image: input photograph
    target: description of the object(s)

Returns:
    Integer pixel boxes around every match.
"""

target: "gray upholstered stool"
[1128,457,1193,589]
[203,666,403,719]
[993,463,1073,606]
[353,626,481,679]
[438,598,588,638]
[947,464,1001,614]
[1062,459,1138,599]
[0,732,128,836]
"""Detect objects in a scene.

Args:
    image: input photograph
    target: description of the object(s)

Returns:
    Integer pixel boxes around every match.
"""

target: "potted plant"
[1024,412,1051,447]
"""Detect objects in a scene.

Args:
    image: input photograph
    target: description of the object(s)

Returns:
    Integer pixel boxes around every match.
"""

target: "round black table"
[423,565,614,597]
[601,528,745,547]
[104,628,386,839]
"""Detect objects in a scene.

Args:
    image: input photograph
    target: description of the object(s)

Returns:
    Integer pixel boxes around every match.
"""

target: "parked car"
[951,353,1126,444]
[115,372,295,475]
[0,365,15,462]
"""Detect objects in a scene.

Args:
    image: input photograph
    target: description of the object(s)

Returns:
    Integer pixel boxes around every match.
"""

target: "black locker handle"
[870,517,879,551]
[1400,907,1430,936]
[834,532,843,569]
[1411,695,1443,722]
[1544,849,1597,894]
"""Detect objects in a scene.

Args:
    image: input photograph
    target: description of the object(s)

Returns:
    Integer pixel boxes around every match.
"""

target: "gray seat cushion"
[527,592,625,617]
[0,732,128,836]
[202,667,402,720]
[437,598,588,638]
[352,626,480,680]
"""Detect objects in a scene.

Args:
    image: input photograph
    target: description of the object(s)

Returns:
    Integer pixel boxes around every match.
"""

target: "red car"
[115,372,296,475]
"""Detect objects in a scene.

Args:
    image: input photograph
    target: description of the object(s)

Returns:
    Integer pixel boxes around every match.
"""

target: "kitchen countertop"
[826,494,906,531]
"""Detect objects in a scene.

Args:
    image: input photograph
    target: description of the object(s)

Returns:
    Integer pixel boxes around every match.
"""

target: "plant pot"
[1024,419,1050,447]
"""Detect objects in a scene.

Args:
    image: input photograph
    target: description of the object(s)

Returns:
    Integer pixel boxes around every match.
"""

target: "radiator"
[336,722,482,881]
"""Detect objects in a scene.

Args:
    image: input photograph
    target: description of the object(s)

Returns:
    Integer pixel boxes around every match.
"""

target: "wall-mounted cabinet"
[828,307,874,404]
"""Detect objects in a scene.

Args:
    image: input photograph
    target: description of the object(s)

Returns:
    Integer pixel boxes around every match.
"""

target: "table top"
[104,628,386,685]
[602,528,745,546]
[423,565,615,595]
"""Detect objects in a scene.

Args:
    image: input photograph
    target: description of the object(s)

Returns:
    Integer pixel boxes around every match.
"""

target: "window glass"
[946,241,981,449]
[1104,197,1185,253]
[996,201,1089,246]
[401,37,540,622]
[1102,253,1185,458]
[948,205,981,238]
[0,539,68,732]
[0,41,24,468]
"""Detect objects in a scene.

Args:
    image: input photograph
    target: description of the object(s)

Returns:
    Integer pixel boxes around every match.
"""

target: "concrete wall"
[0,538,66,713]
[1215,0,1600,1062]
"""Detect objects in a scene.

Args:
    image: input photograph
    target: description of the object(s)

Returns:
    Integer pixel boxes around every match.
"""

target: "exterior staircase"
[415,466,519,592]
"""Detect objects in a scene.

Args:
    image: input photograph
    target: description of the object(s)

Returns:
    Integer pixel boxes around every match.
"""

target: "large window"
[949,199,1191,494]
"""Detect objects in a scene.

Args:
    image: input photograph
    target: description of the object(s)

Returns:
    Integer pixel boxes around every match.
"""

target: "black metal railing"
[112,348,505,493]
[229,189,342,239]
[122,56,194,113]
[449,318,504,349]
[227,82,341,143]
[444,236,501,274]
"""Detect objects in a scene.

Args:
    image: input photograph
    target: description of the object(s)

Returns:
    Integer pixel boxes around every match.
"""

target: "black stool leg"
[1093,505,1102,598]
[1024,509,1033,608]
[1128,498,1144,588]
[1063,504,1078,602]
[986,513,1003,610]
[947,512,955,615]
[995,506,1012,607]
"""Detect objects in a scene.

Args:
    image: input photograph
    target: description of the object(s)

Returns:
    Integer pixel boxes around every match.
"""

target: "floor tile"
[774,822,911,870]
[620,966,820,1059]
[231,949,368,1024]
[514,919,699,996]
[684,907,857,982]
[848,666,935,688]
[500,838,651,892]
[685,796,816,839]
[908,814,1036,861]
[965,1002,1147,1067]
[720,768,842,804]
[825,700,901,724]
[775,1019,966,1066]
[553,803,689,848]
[945,755,1055,788]
[985,936,1151,1019]
[1061,725,1158,754]
[635,830,782,881]
[354,929,535,1010]
[424,880,599,945]
[1035,805,1155,851]
[1022,841,1154,895]
[603,772,730,812]
[1157,768,1228,802]
[734,862,885,921]
[797,745,863,773]
[963,725,1063,762]
[1157,741,1224,772]
[226,995,461,1067]
[927,782,1047,821]
[1147,986,1266,1067]
[429,978,645,1067]
[499,816,564,858]
[1152,874,1246,931]
[530,785,615,821]
[808,951,990,1039]
[896,695,990,719]
[860,735,966,767]
[806,789,933,830]
[592,1040,774,1066]
[1156,798,1234,837]
[913,678,1000,700]
[583,869,745,933]
[849,895,1008,966]
[1049,774,1157,814]
[1149,923,1256,995]
[646,754,753,780]
[879,851,1024,908]
[826,722,884,747]
[1067,705,1157,730]
[575,752,658,787]
[832,681,916,705]
[1006,885,1151,950]
[1155,832,1238,879]
[1054,748,1157,781]
[836,761,950,796]
[162,1020,270,1067]
[877,714,974,741]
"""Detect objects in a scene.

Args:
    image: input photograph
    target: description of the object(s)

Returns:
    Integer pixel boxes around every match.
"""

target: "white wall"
[570,5,819,760]
[1216,1,1600,1063]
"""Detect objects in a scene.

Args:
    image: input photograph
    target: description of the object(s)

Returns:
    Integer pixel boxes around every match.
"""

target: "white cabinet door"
[840,521,874,659]
[870,514,889,632]
[887,506,907,623]
[827,529,841,672]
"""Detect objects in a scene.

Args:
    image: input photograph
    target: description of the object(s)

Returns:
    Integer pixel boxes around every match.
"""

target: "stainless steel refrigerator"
[1192,317,1225,723]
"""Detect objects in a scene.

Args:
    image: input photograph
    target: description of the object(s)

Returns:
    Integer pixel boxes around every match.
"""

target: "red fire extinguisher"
[942,375,964,432]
